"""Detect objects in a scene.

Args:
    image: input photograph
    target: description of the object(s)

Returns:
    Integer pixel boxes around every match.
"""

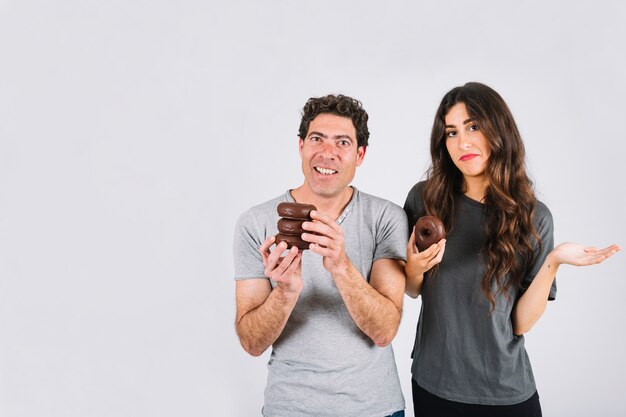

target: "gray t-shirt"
[233,188,408,417]
[403,181,556,406]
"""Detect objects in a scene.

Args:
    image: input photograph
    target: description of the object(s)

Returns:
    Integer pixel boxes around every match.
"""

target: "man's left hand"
[301,210,350,273]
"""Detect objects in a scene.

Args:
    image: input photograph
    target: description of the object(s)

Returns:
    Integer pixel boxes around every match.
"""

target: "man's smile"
[314,167,338,175]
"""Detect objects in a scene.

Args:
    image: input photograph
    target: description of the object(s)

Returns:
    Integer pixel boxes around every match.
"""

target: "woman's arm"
[405,227,446,298]
[512,242,620,336]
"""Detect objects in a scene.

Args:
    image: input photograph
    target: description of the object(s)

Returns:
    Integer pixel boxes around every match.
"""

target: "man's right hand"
[259,236,303,295]
[235,237,303,356]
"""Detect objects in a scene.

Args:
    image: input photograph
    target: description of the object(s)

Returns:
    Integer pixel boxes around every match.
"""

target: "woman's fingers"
[587,244,620,264]
[423,239,446,261]
[407,228,417,254]
[427,241,446,267]
[556,242,621,266]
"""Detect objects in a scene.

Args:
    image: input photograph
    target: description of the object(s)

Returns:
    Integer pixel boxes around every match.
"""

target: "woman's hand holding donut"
[258,235,303,294]
[549,242,620,267]
[301,210,350,273]
[406,226,446,279]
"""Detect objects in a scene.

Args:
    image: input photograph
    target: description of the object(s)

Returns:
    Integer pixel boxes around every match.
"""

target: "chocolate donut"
[277,218,305,235]
[275,233,311,251]
[277,202,316,220]
[275,202,317,250]
[414,216,446,252]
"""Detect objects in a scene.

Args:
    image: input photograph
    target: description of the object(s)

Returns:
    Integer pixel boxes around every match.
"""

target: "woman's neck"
[463,176,489,203]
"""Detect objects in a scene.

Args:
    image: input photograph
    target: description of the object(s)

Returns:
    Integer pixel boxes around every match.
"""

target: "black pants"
[412,379,542,417]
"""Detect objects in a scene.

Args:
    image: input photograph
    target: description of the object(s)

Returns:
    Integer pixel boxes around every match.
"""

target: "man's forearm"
[236,286,299,356]
[331,262,402,347]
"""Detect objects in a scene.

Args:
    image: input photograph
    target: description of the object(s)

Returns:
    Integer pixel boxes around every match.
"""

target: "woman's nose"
[458,132,471,150]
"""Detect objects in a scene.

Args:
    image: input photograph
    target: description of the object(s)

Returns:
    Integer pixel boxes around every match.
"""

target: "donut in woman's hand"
[277,202,316,220]
[414,216,446,252]
[275,202,317,250]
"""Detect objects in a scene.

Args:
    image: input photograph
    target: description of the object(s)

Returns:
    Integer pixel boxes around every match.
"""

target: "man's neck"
[290,186,354,220]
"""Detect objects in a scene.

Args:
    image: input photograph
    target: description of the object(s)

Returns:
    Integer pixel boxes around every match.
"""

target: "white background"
[1,1,624,416]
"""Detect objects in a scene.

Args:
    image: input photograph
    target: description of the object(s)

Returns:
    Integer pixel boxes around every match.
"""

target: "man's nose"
[318,141,336,158]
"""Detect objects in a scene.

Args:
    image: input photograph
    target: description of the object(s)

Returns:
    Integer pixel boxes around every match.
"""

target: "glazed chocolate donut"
[275,202,317,250]
[277,218,305,235]
[277,202,316,220]
[414,216,446,252]
[275,233,311,250]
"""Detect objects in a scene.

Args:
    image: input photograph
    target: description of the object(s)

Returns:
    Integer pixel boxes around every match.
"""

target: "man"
[233,95,407,417]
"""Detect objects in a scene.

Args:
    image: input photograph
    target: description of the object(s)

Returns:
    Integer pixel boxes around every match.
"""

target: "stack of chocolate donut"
[414,215,446,251]
[275,202,317,250]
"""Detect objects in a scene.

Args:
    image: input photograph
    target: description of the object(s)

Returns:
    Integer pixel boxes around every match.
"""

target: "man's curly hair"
[298,94,369,148]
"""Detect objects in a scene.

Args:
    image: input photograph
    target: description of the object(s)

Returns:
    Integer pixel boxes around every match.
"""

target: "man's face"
[299,113,366,198]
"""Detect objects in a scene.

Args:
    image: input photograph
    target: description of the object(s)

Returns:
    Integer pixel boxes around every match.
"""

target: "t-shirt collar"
[284,187,358,225]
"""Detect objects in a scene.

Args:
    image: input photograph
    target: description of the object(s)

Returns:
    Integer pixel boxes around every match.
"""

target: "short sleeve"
[373,202,409,262]
[403,182,425,233]
[520,201,557,300]
[233,210,268,281]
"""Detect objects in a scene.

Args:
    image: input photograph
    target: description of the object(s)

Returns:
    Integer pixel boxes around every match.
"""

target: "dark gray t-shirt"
[234,188,407,417]
[403,181,556,405]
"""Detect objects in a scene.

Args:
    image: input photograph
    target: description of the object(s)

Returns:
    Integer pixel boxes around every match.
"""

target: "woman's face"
[444,102,491,181]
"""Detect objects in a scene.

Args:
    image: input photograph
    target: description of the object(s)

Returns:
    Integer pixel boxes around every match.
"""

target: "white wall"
[0,1,624,416]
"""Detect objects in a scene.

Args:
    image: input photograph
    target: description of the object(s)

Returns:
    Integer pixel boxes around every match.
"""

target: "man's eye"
[338,140,350,147]
[309,136,321,142]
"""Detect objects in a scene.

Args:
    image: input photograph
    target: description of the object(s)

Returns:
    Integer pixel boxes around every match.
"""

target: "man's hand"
[259,236,303,295]
[301,210,350,273]
[300,209,404,346]
[235,236,303,357]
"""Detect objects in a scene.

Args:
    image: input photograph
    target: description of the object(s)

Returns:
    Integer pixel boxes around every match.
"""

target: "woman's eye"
[468,124,479,131]
[446,131,456,137]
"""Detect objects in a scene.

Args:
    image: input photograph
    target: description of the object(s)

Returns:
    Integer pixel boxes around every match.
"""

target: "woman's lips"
[460,154,479,161]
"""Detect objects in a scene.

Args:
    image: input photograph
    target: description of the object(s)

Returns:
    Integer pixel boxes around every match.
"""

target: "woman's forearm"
[512,252,560,335]
[405,271,425,298]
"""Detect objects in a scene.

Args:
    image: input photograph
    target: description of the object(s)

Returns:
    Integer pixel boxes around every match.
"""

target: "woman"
[403,82,619,417]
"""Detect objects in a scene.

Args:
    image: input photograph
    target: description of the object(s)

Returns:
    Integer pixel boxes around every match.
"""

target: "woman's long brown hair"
[423,82,540,310]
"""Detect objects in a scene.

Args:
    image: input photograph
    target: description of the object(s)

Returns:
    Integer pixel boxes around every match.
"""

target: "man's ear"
[298,138,304,157]
[356,146,367,167]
